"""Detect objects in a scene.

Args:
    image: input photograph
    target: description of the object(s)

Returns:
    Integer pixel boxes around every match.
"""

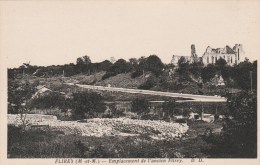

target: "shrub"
[30,92,68,111]
[131,70,143,78]
[71,92,106,119]
[102,72,117,80]
[141,114,160,121]
[175,119,187,124]
[203,91,257,158]
[162,100,176,117]
[138,75,157,90]
[131,98,150,117]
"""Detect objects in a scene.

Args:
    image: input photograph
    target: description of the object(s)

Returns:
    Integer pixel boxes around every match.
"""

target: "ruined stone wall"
[202,53,236,66]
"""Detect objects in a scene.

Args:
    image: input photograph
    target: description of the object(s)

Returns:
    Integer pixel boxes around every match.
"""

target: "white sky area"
[1,0,260,68]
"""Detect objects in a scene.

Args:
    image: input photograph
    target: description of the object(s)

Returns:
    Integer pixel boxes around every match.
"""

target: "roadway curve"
[66,83,227,102]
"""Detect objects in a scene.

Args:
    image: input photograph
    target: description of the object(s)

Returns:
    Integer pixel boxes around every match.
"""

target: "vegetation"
[131,98,150,118]
[138,74,157,90]
[162,100,176,118]
[71,92,106,119]
[30,92,68,112]
[8,80,37,128]
[8,121,219,158]
[203,90,257,158]
[102,59,133,80]
[145,55,165,76]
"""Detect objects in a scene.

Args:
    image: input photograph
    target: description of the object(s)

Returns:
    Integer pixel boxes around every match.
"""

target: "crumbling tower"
[191,44,198,62]
[233,44,245,64]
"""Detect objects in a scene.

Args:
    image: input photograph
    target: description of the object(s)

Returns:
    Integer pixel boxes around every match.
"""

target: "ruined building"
[171,44,244,67]
[171,44,199,67]
[201,44,244,66]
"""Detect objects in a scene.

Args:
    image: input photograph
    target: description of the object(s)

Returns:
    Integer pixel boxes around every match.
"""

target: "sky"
[1,0,260,68]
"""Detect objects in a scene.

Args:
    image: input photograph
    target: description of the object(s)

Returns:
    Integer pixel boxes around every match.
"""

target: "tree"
[30,92,68,112]
[215,57,228,80]
[145,55,164,76]
[63,63,77,76]
[220,65,233,84]
[232,59,255,90]
[129,58,138,70]
[131,98,150,119]
[76,55,91,65]
[189,61,204,79]
[162,100,176,119]
[131,56,147,78]
[205,91,257,158]
[102,59,133,80]
[76,57,84,65]
[201,64,217,83]
[215,57,227,68]
[177,56,187,66]
[100,60,112,71]
[8,80,37,128]
[82,55,91,65]
[71,92,106,119]
[109,59,132,74]
[177,56,190,80]
[76,55,92,73]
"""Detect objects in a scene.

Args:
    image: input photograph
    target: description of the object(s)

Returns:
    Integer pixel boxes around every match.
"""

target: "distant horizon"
[1,1,259,68]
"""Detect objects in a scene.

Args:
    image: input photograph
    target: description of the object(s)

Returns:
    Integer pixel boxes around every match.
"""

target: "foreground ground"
[8,115,223,158]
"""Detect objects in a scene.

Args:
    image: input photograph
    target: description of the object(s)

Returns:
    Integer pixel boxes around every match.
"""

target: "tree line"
[8,54,257,92]
[177,57,257,91]
[8,54,164,79]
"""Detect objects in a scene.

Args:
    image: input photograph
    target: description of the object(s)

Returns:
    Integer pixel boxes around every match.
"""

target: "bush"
[71,92,106,119]
[203,91,257,158]
[162,100,176,117]
[102,72,117,80]
[30,92,68,111]
[138,75,157,90]
[131,70,143,78]
[175,119,187,124]
[141,114,160,120]
[131,98,150,117]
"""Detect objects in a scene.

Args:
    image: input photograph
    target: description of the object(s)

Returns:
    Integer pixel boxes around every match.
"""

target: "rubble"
[8,115,189,140]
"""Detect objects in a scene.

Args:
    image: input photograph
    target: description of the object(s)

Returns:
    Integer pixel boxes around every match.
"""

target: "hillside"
[39,71,228,96]
[95,72,150,88]
[13,69,233,97]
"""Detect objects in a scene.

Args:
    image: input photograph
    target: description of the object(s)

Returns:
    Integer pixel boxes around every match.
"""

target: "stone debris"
[8,115,189,140]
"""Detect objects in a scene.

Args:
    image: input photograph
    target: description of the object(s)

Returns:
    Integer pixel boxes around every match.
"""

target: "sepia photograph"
[0,0,259,164]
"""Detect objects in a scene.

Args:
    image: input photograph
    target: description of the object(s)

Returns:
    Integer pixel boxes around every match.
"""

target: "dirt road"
[66,83,226,102]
